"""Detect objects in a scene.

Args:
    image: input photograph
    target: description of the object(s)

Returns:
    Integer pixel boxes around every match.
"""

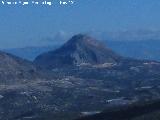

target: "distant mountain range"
[106,40,160,62]
[2,39,160,62]
[2,45,59,61]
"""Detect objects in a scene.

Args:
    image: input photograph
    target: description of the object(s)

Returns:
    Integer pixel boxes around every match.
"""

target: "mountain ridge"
[0,51,43,84]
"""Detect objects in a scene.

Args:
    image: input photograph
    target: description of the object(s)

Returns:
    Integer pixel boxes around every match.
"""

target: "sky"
[0,0,160,48]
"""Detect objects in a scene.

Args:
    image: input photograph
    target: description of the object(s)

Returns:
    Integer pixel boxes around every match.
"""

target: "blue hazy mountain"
[106,40,160,61]
[2,39,160,62]
[2,45,59,61]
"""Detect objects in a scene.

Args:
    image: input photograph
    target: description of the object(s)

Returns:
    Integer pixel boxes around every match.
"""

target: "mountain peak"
[34,34,122,69]
[71,34,88,40]
[64,34,106,48]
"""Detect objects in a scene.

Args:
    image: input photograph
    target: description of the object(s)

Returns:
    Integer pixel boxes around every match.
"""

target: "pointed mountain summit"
[34,34,122,69]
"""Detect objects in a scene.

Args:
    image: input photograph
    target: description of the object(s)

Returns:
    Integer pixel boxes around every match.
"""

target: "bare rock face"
[34,34,122,69]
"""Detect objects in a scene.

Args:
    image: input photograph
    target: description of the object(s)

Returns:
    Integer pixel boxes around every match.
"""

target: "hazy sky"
[0,0,160,48]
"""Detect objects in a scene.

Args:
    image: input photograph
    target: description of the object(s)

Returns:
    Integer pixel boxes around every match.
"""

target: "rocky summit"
[34,34,122,69]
